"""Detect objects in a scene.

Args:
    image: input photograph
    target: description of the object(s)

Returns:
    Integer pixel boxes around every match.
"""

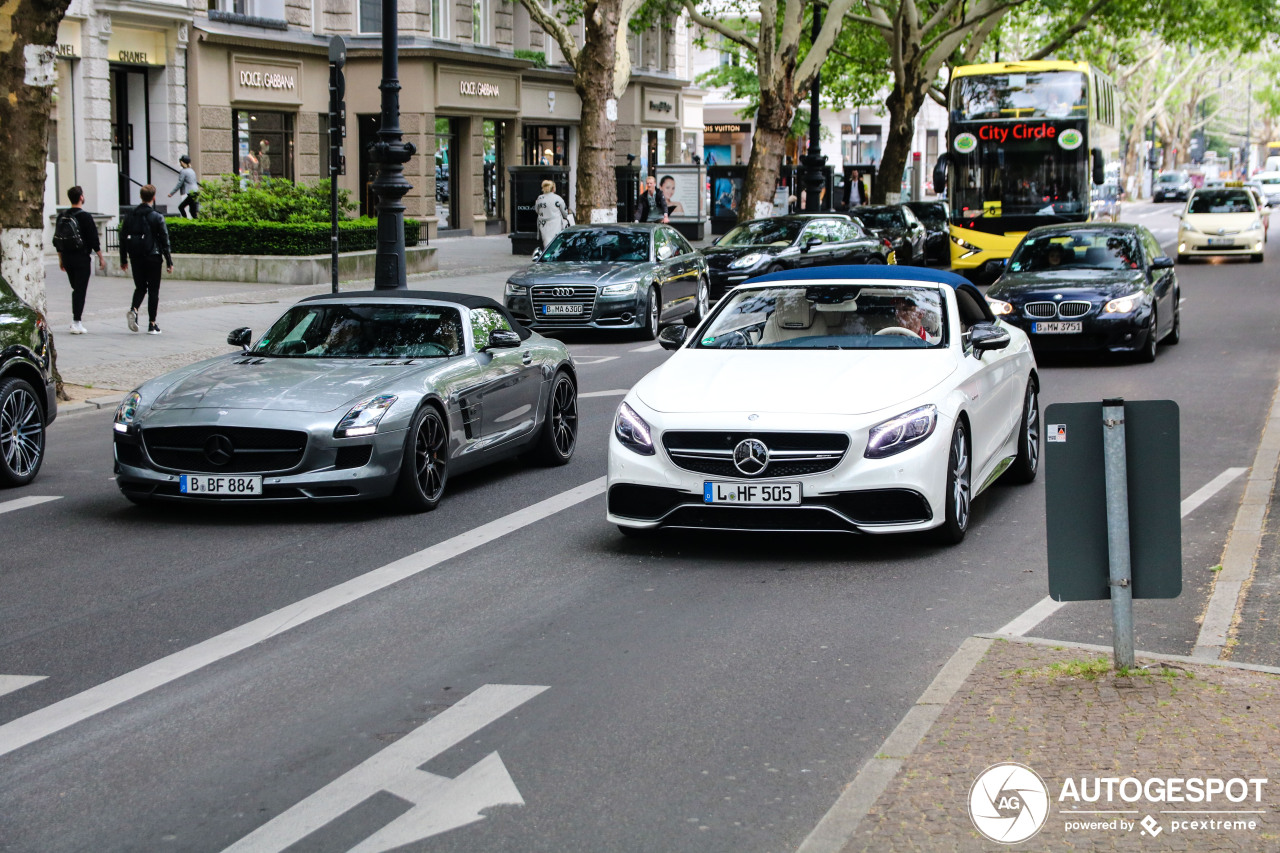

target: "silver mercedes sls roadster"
[112,291,578,510]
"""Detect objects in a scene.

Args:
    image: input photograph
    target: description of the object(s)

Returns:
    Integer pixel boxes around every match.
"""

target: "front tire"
[933,421,972,545]
[1137,306,1158,363]
[393,404,448,512]
[638,287,660,341]
[530,371,578,465]
[0,377,46,487]
[686,277,710,327]
[1004,380,1040,484]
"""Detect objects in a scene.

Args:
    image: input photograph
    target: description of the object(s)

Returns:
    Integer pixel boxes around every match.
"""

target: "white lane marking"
[579,389,629,399]
[0,478,606,760]
[0,675,47,699]
[630,343,662,352]
[222,684,547,853]
[998,466,1247,637]
[0,496,61,516]
[572,355,620,365]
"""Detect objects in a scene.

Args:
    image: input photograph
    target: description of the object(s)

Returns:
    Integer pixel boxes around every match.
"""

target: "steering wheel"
[875,326,921,338]
[413,342,452,357]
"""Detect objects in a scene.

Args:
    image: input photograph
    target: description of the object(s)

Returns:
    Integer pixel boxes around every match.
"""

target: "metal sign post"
[1101,399,1135,669]
[328,36,347,294]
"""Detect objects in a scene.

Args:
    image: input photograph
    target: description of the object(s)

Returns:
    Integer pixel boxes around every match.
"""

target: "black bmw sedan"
[849,204,929,266]
[985,223,1180,362]
[701,214,891,302]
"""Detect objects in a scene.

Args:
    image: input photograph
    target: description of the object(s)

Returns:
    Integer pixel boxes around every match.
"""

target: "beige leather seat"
[761,292,817,343]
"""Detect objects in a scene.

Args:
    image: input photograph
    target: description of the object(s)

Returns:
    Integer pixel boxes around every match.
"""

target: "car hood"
[148,356,431,414]
[634,349,957,416]
[703,245,787,258]
[508,261,650,287]
[989,269,1147,301]
[1182,212,1260,232]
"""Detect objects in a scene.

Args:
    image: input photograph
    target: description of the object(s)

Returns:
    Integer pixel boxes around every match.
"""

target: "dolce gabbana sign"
[231,56,304,105]
[459,80,501,97]
[437,66,519,113]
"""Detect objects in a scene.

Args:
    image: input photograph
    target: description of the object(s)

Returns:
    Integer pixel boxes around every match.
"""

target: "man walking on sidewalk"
[119,184,173,335]
[55,186,106,334]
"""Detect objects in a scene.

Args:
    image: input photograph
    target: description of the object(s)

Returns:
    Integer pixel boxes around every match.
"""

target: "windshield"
[853,209,906,229]
[1188,190,1255,214]
[954,71,1087,121]
[540,229,650,262]
[253,304,465,358]
[717,219,805,247]
[1157,173,1186,185]
[1008,231,1141,272]
[951,138,1087,218]
[907,204,946,228]
[695,285,946,350]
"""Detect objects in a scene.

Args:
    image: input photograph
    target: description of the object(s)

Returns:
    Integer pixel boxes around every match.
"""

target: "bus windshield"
[951,140,1088,218]
[953,71,1087,121]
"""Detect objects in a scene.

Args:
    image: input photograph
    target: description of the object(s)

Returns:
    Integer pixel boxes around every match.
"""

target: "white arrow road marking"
[0,496,61,516]
[579,389,629,399]
[221,684,547,853]
[0,676,47,699]
[572,355,620,365]
[630,343,662,353]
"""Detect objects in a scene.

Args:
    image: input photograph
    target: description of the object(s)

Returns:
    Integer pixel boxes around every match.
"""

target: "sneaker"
[147,323,161,335]
[126,308,139,332]
[69,321,84,335]
[75,321,88,334]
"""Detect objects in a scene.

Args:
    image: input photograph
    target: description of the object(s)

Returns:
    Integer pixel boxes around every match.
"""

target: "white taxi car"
[1176,186,1266,263]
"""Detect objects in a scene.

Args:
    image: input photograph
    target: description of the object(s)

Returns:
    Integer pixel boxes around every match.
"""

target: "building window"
[524,125,567,165]
[359,0,381,33]
[472,0,487,44]
[208,0,248,13]
[233,110,295,182]
[432,0,449,38]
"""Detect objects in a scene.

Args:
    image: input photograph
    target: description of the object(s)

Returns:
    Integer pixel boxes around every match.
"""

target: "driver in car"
[889,296,939,340]
[310,317,365,355]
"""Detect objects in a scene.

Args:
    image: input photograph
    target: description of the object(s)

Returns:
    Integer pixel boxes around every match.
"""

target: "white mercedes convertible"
[606,266,1039,543]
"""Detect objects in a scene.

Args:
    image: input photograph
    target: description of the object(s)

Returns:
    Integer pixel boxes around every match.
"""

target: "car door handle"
[522,351,532,365]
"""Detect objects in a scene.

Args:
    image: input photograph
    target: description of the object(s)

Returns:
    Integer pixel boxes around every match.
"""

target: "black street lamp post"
[370,0,417,290]
[801,2,826,212]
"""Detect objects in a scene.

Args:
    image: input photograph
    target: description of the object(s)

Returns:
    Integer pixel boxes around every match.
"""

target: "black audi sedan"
[904,201,949,264]
[701,214,891,302]
[504,224,708,340]
[0,275,56,487]
[848,205,929,266]
[985,223,1179,362]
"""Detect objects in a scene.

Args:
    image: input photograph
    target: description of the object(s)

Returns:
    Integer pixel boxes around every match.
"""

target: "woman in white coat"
[535,180,573,249]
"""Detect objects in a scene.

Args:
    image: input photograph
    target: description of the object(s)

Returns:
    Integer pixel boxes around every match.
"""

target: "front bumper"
[708,268,764,301]
[505,290,648,332]
[1003,308,1155,354]
[113,411,406,504]
[1178,230,1264,257]
[606,410,953,535]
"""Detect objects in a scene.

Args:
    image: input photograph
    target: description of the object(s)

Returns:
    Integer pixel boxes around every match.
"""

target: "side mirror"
[227,327,252,351]
[486,329,521,349]
[983,258,1007,275]
[970,323,1011,354]
[658,324,689,351]
[1091,148,1105,186]
[530,247,543,262]
[801,237,822,253]
[1150,255,1175,270]
[932,154,948,193]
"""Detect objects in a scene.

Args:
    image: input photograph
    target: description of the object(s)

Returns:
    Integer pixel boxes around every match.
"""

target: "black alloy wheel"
[1137,306,1158,363]
[934,420,972,545]
[394,404,448,511]
[0,377,45,487]
[1164,292,1181,345]
[686,277,710,327]
[1005,380,1040,484]
[531,371,578,465]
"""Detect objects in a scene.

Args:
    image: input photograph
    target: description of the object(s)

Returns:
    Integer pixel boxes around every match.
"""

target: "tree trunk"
[874,76,926,204]
[572,1,622,224]
[740,88,793,222]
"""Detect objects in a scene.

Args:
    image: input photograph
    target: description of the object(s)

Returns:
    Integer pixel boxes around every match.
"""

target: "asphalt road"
[1,201,1276,852]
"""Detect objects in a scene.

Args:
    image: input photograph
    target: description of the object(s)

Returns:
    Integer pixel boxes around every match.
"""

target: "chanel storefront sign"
[231,56,304,105]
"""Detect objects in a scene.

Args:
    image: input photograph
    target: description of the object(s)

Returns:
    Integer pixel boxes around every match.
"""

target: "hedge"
[159,218,422,256]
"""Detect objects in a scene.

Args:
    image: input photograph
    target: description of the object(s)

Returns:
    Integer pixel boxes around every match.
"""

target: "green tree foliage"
[196,176,356,224]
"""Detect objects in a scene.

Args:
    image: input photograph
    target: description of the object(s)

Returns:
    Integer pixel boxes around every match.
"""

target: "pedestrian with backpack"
[54,186,105,335]
[119,185,173,335]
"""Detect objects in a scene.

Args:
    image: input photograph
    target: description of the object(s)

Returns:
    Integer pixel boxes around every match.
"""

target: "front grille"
[531,285,598,325]
[661,431,849,479]
[1057,301,1092,319]
[142,426,308,474]
[1024,302,1057,318]
[662,505,861,533]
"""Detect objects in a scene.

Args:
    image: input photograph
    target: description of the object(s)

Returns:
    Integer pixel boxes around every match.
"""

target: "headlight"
[728,252,765,269]
[614,401,654,455]
[1248,219,1263,231]
[986,298,1014,316]
[601,281,638,296]
[950,234,980,252]
[335,394,397,437]
[1180,220,1199,234]
[1104,294,1142,314]
[505,282,527,296]
[113,391,141,433]
[864,405,938,459]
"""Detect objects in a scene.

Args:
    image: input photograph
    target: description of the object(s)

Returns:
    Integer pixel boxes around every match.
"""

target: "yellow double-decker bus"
[935,61,1119,277]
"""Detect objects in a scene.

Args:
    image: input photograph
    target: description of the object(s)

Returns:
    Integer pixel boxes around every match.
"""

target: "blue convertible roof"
[747,265,971,288]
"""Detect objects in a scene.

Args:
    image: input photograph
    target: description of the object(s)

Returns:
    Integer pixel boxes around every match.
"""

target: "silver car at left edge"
[112,291,578,511]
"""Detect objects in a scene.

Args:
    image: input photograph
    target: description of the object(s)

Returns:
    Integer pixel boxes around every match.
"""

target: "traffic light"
[328,37,347,177]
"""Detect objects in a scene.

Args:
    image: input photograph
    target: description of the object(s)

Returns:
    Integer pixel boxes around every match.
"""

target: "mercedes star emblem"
[204,433,235,467]
[733,438,770,476]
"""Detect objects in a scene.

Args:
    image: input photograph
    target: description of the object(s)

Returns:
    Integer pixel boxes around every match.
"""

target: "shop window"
[436,117,459,230]
[524,125,567,166]
[483,119,504,220]
[359,0,381,33]
[233,110,295,183]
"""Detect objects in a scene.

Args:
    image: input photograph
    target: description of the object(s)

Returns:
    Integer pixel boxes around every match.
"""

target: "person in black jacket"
[636,175,669,223]
[119,185,173,335]
[58,186,106,334]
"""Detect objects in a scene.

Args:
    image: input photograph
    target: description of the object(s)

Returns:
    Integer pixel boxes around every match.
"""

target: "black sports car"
[985,223,1180,362]
[849,205,929,266]
[905,201,949,264]
[0,275,56,487]
[701,214,892,302]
